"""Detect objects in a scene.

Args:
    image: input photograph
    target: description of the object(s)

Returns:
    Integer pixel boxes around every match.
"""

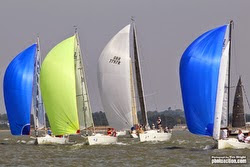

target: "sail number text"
[109,56,121,65]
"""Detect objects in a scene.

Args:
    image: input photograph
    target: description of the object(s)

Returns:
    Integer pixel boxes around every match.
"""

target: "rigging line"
[135,92,157,97]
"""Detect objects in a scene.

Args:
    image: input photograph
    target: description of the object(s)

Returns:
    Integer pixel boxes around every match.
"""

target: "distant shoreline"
[0,129,10,132]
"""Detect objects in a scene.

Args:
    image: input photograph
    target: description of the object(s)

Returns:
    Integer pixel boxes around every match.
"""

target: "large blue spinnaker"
[179,25,227,136]
[3,44,37,135]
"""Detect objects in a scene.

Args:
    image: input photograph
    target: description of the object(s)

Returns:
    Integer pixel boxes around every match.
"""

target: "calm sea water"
[0,130,249,166]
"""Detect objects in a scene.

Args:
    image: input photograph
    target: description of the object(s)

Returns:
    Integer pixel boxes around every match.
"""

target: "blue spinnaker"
[179,25,227,136]
[3,44,37,135]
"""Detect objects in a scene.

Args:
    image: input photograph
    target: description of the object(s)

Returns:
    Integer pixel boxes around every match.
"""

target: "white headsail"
[98,24,133,130]
[33,38,46,130]
[213,25,230,140]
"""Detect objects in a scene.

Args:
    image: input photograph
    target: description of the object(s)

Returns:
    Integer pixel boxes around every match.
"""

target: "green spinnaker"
[40,36,79,135]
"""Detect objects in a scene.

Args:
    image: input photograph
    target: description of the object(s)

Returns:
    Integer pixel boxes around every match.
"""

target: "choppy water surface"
[0,130,249,166]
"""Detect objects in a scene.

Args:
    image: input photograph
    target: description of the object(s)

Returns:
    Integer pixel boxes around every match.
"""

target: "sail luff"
[132,23,148,127]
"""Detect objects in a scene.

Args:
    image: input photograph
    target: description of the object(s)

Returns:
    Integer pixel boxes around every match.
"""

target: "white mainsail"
[130,59,138,125]
[33,39,46,130]
[75,34,94,130]
[98,24,133,130]
[213,25,230,140]
[221,26,230,128]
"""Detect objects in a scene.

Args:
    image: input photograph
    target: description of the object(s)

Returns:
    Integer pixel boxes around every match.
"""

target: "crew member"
[47,127,52,136]
[107,128,112,136]
[152,123,155,130]
[238,129,245,142]
[244,132,250,143]
[157,117,162,129]
[220,128,228,140]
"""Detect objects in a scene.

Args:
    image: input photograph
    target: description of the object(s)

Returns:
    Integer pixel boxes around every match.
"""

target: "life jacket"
[107,130,112,135]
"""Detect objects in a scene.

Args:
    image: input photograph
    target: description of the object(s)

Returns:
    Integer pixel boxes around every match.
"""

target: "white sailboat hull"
[218,138,250,149]
[139,130,172,142]
[131,133,139,138]
[130,130,139,138]
[36,135,69,145]
[87,134,117,145]
[117,130,126,136]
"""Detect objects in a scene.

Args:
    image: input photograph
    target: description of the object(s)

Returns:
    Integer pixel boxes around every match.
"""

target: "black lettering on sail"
[108,56,121,65]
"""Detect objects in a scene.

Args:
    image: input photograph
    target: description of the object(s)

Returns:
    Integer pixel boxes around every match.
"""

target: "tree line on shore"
[93,108,187,128]
[1,109,250,130]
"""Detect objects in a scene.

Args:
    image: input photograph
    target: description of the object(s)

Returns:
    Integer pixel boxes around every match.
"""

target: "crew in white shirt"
[221,128,228,140]
[244,132,250,143]
[237,129,245,142]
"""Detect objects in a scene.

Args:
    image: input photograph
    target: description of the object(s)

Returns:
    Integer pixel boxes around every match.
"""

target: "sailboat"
[180,20,250,149]
[40,30,117,145]
[98,20,172,142]
[3,39,46,143]
[229,77,249,134]
[232,77,246,128]
[218,77,250,149]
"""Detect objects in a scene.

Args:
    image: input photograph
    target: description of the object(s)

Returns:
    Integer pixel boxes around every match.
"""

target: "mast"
[74,28,95,133]
[131,20,148,127]
[228,20,233,126]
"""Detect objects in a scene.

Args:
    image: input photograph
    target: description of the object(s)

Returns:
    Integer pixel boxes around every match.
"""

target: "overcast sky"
[0,0,250,114]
